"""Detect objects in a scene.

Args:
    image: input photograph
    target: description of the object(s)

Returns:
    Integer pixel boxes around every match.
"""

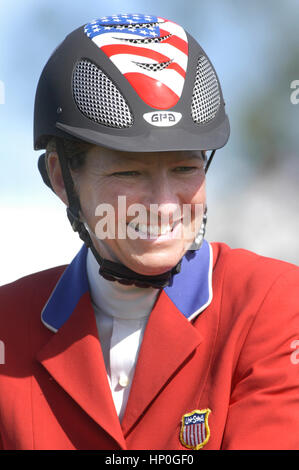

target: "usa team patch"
[180,409,211,450]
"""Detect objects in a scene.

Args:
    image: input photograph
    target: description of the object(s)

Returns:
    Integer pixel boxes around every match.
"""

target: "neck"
[86,248,160,320]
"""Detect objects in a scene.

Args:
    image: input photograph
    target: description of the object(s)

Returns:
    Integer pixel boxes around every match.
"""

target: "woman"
[0,13,298,450]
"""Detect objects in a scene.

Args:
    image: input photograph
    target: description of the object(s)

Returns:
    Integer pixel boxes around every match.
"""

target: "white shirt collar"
[86,249,160,321]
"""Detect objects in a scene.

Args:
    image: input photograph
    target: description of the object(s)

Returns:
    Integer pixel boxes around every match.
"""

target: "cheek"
[181,177,206,205]
[78,179,138,229]
[194,181,206,203]
[183,179,206,224]
[78,181,106,225]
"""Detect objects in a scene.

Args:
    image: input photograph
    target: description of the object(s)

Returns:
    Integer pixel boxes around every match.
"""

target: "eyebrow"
[116,151,204,164]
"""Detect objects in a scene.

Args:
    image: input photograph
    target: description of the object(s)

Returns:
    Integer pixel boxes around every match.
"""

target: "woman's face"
[54,146,206,276]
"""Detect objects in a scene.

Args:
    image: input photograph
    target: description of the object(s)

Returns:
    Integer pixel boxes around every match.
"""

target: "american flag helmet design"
[180,409,211,450]
[34,12,230,154]
[84,14,188,110]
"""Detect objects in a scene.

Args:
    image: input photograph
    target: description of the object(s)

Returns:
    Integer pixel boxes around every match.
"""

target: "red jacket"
[0,241,298,450]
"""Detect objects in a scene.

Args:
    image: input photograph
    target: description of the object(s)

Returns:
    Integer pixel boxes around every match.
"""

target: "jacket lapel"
[121,241,213,434]
[36,246,126,449]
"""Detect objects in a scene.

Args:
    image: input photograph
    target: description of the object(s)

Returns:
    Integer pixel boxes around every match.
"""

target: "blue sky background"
[1,0,299,285]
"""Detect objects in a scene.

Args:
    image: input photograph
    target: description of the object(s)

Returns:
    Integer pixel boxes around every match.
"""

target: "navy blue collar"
[41,240,213,332]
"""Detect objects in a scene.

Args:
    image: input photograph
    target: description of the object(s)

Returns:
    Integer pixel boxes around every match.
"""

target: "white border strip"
[188,243,214,322]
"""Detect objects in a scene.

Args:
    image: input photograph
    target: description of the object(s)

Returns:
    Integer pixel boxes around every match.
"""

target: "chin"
[96,239,185,276]
[126,254,182,277]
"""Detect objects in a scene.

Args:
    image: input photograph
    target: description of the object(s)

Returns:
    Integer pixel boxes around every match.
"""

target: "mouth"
[127,220,181,238]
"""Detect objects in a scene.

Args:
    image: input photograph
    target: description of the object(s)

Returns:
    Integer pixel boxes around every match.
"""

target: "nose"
[142,172,181,224]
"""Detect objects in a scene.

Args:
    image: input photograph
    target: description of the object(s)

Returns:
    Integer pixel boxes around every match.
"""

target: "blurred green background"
[0,0,298,285]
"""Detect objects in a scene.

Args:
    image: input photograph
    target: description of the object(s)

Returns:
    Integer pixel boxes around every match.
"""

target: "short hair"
[45,136,94,171]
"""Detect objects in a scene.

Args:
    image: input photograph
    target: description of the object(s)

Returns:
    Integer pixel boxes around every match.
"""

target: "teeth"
[128,222,173,236]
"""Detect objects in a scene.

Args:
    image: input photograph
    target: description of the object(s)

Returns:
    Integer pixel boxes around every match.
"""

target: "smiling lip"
[127,219,182,240]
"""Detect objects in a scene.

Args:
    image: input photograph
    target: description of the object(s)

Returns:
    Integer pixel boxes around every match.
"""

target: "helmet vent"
[108,22,161,30]
[191,56,220,124]
[73,59,133,128]
[133,59,173,72]
[115,34,172,44]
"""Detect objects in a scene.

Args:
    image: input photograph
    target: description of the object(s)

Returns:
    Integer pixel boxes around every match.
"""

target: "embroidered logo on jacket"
[180,409,211,450]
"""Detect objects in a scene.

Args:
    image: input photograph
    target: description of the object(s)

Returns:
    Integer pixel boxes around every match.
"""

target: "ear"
[47,152,69,206]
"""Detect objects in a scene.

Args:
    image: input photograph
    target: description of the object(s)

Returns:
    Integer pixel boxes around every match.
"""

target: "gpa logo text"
[143,111,182,127]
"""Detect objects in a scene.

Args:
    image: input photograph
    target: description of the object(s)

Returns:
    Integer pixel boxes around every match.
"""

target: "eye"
[172,166,199,173]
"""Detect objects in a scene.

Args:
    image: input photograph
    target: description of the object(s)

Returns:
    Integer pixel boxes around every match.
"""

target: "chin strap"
[204,149,216,173]
[57,140,213,289]
[189,206,207,251]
